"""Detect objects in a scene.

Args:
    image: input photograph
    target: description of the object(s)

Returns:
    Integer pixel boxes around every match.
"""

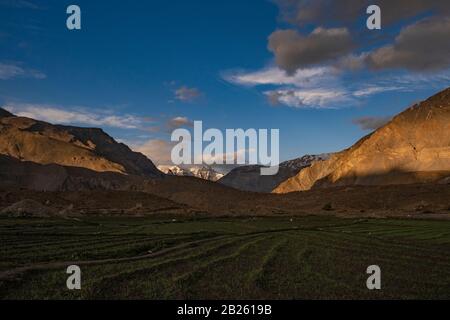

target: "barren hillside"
[274,87,450,193]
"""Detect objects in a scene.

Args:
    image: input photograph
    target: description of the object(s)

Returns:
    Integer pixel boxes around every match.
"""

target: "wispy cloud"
[167,116,194,130]
[3,103,143,129]
[225,66,353,108]
[223,64,450,109]
[352,86,404,97]
[0,0,40,10]
[0,62,46,80]
[375,71,450,89]
[225,66,336,87]
[174,86,202,102]
[266,88,350,108]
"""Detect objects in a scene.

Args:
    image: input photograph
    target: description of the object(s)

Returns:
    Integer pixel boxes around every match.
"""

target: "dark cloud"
[268,28,353,73]
[337,54,367,70]
[267,91,283,105]
[367,17,450,71]
[175,86,202,102]
[276,0,450,27]
[352,115,391,130]
[272,1,450,72]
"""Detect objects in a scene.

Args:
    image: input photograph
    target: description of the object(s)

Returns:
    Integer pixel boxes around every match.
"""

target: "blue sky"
[1,0,449,164]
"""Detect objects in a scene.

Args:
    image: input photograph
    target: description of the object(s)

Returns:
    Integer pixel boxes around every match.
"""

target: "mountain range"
[157,165,224,181]
[218,154,330,192]
[0,87,449,217]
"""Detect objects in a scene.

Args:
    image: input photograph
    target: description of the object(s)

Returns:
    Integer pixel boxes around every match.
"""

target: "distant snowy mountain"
[158,165,193,177]
[218,154,331,193]
[282,154,331,170]
[158,165,224,181]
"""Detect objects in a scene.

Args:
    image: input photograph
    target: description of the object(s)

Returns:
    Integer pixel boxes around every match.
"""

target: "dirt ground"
[1,182,449,219]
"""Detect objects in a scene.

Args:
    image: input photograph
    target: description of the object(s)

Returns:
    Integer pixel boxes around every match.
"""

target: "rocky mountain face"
[157,165,224,181]
[218,154,330,192]
[0,108,13,118]
[274,87,450,193]
[0,108,163,178]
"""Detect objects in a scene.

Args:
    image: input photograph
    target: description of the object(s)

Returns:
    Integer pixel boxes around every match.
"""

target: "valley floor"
[0,216,449,299]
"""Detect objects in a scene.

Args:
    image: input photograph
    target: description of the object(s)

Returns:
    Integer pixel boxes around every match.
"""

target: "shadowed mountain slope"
[218,154,330,192]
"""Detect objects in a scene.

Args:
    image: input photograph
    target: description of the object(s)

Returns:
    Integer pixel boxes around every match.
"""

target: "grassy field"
[0,215,449,299]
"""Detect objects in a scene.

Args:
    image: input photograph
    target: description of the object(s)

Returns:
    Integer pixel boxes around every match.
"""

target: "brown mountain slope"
[274,87,450,193]
[0,108,162,178]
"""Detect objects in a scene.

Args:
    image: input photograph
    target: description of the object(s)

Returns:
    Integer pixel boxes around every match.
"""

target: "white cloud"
[225,66,354,108]
[174,86,202,101]
[0,62,46,80]
[3,103,142,129]
[377,71,450,88]
[132,139,175,165]
[225,66,336,87]
[167,116,194,129]
[265,88,350,108]
[352,86,404,97]
[224,64,448,108]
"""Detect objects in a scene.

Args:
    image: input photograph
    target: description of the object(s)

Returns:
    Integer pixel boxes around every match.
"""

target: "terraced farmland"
[1,216,449,299]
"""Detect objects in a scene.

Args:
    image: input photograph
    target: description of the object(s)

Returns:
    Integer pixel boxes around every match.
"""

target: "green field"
[1,216,449,299]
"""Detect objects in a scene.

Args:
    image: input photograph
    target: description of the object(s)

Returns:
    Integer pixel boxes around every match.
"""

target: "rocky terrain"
[218,154,330,192]
[0,109,162,178]
[274,88,450,193]
[1,181,449,219]
[1,153,449,219]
